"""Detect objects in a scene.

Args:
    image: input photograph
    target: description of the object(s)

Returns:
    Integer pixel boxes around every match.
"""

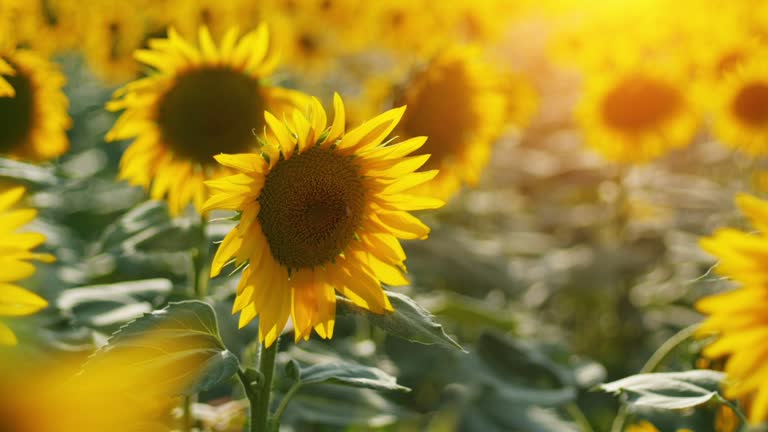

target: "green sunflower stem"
[609,323,700,432]
[252,337,279,432]
[192,215,210,298]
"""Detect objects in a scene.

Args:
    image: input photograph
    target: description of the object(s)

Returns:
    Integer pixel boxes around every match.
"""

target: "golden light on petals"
[204,94,443,346]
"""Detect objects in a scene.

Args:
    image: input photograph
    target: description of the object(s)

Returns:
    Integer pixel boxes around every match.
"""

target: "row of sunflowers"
[2,0,768,431]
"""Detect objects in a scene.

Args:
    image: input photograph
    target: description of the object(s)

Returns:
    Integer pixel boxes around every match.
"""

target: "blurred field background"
[1,0,767,431]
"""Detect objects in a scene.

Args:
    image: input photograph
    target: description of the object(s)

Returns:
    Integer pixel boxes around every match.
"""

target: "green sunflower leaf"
[337,290,464,351]
[300,361,410,393]
[0,157,59,187]
[598,370,726,410]
[84,300,239,395]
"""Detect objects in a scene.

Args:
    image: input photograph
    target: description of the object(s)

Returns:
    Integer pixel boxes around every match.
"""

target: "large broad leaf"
[86,300,239,395]
[598,370,726,410]
[467,331,578,408]
[337,291,464,351]
[281,385,405,428]
[300,361,410,393]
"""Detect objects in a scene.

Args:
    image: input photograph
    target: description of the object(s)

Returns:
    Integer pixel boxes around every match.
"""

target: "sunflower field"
[3,1,768,431]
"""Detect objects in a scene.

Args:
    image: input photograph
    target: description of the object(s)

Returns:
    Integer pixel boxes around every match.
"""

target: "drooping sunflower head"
[203,94,444,346]
[106,25,309,215]
[0,46,70,161]
[697,193,768,424]
[712,57,768,156]
[0,186,54,346]
[392,46,506,201]
[576,63,698,163]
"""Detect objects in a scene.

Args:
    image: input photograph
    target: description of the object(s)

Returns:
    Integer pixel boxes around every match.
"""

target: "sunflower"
[576,62,698,163]
[106,25,309,215]
[173,0,258,40]
[81,1,148,84]
[692,33,764,83]
[499,69,539,130]
[711,57,768,156]
[0,186,54,346]
[203,94,443,347]
[269,12,337,76]
[698,193,768,423]
[391,46,506,201]
[0,45,70,161]
[369,0,443,58]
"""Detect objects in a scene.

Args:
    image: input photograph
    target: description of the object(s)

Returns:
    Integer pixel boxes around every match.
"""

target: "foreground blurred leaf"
[338,291,463,351]
[281,385,405,428]
[300,361,410,392]
[471,332,577,406]
[87,300,239,395]
[598,370,726,410]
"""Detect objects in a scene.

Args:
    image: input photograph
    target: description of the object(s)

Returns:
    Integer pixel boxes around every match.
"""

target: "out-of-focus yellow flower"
[712,57,768,156]
[262,0,367,62]
[171,0,259,40]
[106,25,308,216]
[81,1,148,84]
[0,325,216,431]
[203,95,443,346]
[368,0,443,58]
[0,45,70,161]
[499,69,538,130]
[269,12,337,77]
[698,193,768,424]
[392,46,506,201]
[693,33,764,84]
[7,0,80,55]
[576,62,698,163]
[0,186,53,346]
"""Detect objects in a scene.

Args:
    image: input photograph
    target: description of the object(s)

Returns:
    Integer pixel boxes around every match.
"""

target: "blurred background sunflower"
[106,25,308,215]
[0,45,70,161]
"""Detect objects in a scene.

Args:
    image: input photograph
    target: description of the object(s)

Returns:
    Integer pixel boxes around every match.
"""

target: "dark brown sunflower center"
[601,76,681,132]
[298,34,318,55]
[396,62,476,170]
[732,82,768,127]
[156,67,264,165]
[716,51,746,78]
[258,147,365,270]
[0,62,35,155]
